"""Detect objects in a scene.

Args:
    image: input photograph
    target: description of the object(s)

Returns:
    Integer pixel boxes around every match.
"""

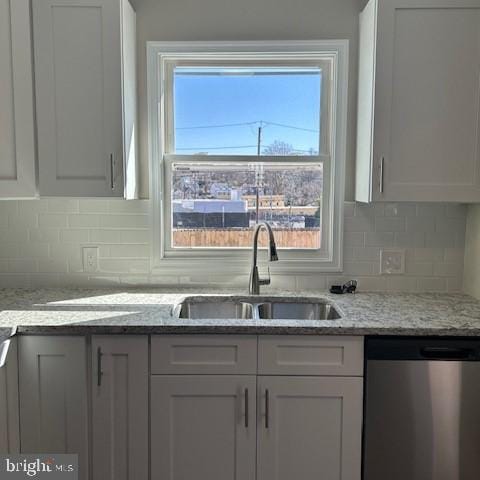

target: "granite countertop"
[1,287,480,343]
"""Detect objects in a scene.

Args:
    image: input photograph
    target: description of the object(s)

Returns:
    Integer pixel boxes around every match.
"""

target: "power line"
[176,121,258,131]
[176,120,319,133]
[176,144,258,151]
[264,121,319,133]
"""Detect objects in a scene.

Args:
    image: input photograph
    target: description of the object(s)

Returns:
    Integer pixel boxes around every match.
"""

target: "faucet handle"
[258,267,271,286]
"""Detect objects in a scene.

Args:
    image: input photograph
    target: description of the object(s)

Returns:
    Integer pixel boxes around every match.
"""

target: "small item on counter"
[329,279,357,294]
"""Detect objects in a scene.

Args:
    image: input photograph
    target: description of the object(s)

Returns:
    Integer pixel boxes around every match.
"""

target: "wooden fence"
[173,228,321,249]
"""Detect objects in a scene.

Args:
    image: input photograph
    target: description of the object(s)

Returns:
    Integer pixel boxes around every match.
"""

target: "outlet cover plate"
[381,249,405,275]
[82,247,99,273]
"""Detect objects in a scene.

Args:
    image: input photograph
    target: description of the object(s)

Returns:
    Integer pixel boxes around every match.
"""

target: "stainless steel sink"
[257,301,341,320]
[176,300,253,319]
[174,296,341,321]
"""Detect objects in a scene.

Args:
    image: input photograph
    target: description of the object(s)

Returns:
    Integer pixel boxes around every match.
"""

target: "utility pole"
[255,123,263,224]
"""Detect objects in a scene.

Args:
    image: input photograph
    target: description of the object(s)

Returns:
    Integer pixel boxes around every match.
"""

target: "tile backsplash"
[0,199,466,292]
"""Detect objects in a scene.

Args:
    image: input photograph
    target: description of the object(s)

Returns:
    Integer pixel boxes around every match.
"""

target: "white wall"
[132,0,367,199]
[0,200,466,291]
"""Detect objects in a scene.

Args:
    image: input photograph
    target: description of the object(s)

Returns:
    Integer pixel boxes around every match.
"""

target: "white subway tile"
[425,231,456,248]
[445,248,464,263]
[447,277,463,292]
[109,244,150,258]
[121,229,150,243]
[355,276,385,291]
[344,261,375,276]
[0,274,29,288]
[344,216,374,232]
[89,229,121,243]
[394,232,425,248]
[375,217,406,232]
[18,243,49,258]
[417,277,447,292]
[386,276,418,292]
[8,259,37,273]
[17,200,45,214]
[446,204,467,219]
[414,248,445,262]
[296,274,327,291]
[108,200,150,214]
[353,247,381,262]
[417,204,446,217]
[48,199,79,213]
[78,199,109,214]
[38,213,68,228]
[28,274,62,287]
[433,263,463,277]
[385,203,416,217]
[0,201,19,216]
[0,227,28,243]
[99,258,149,273]
[435,217,465,234]
[60,229,90,243]
[37,259,69,273]
[406,216,435,233]
[0,243,20,258]
[29,228,60,243]
[68,214,101,228]
[366,232,394,247]
[343,202,355,218]
[100,215,150,228]
[0,260,7,272]
[355,203,385,218]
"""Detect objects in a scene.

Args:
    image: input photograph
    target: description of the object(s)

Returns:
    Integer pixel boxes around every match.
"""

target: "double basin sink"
[174,296,342,321]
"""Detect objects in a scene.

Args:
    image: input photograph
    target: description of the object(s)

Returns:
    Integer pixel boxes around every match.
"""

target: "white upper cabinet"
[356,0,480,202]
[32,0,137,197]
[0,0,36,198]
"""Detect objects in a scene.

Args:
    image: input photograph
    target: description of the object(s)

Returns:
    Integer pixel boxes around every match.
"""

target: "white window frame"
[147,41,348,276]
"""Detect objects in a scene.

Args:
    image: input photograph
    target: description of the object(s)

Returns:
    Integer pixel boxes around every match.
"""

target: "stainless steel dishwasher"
[364,337,480,480]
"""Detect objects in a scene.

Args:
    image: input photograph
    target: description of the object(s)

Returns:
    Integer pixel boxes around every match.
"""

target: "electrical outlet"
[381,249,405,275]
[82,247,99,273]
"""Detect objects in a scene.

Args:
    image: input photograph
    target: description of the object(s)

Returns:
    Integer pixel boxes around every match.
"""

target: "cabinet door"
[257,376,363,480]
[0,338,20,453]
[0,0,36,197]
[91,335,148,480]
[18,337,88,477]
[373,0,480,202]
[151,375,256,480]
[33,0,124,196]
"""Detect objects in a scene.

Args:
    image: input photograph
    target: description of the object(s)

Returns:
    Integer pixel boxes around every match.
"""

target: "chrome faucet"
[249,222,279,295]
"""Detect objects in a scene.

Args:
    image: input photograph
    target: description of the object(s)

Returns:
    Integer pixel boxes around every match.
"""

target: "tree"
[262,140,294,156]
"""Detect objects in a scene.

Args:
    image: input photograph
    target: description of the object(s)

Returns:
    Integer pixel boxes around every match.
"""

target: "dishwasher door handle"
[420,347,475,360]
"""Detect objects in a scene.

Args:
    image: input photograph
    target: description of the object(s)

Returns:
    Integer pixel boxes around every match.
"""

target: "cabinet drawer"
[151,335,257,375]
[258,336,363,376]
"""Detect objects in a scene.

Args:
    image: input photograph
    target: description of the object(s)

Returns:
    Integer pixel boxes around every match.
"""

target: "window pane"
[173,67,321,155]
[171,163,323,249]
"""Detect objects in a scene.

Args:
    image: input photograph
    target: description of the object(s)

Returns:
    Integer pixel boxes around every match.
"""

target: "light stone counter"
[1,288,480,344]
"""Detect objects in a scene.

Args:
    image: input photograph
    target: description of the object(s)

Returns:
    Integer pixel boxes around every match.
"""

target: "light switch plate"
[82,247,99,273]
[381,249,405,275]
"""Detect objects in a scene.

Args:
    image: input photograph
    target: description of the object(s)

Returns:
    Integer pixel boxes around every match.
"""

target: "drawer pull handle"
[244,388,249,428]
[265,389,269,428]
[97,347,103,386]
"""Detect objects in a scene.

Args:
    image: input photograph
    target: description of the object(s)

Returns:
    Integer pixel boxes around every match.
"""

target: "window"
[148,42,348,274]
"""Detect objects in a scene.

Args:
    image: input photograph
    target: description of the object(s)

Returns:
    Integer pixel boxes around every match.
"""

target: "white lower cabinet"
[150,375,257,480]
[257,376,363,480]
[0,338,20,453]
[18,336,89,477]
[150,335,364,480]
[91,335,148,480]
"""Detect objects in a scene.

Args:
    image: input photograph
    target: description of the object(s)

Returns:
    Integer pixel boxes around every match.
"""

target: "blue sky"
[173,68,322,155]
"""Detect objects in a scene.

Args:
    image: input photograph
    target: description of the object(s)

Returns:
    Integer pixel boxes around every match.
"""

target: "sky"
[173,67,322,156]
